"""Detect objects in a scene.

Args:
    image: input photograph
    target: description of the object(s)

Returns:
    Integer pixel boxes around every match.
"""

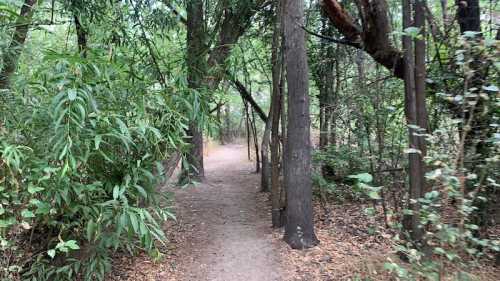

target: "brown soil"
[110,144,285,281]
[168,144,283,281]
[109,144,500,281]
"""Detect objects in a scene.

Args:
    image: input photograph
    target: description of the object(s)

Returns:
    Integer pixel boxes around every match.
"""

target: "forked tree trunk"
[181,1,264,180]
[0,0,38,90]
[283,0,319,249]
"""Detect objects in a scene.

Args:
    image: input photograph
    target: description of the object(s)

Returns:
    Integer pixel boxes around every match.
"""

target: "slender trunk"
[0,0,38,90]
[217,105,225,145]
[245,102,251,160]
[224,104,232,143]
[283,0,319,249]
[270,0,284,227]
[319,98,329,149]
[261,114,272,192]
[401,0,428,248]
[251,109,260,173]
[415,0,429,158]
[330,58,340,146]
[74,14,87,57]
[279,39,287,223]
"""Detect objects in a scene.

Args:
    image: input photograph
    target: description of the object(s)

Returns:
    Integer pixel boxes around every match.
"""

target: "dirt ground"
[109,144,500,281]
[110,144,286,281]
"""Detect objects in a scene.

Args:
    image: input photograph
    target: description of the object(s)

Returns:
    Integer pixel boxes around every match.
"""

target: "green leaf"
[134,185,148,199]
[68,89,77,101]
[404,148,421,155]
[403,27,421,38]
[65,240,80,250]
[86,220,96,241]
[48,249,56,259]
[21,209,35,218]
[129,212,139,232]
[368,191,381,200]
[483,85,498,92]
[113,185,120,200]
[28,184,44,194]
[348,173,373,183]
[95,135,103,150]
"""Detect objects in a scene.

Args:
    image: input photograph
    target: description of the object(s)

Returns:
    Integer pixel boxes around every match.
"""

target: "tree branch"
[321,0,404,79]
[301,25,360,47]
[231,79,268,123]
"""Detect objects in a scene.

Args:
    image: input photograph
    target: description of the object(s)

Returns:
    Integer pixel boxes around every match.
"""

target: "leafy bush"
[313,145,370,182]
[313,145,373,201]
[0,52,188,280]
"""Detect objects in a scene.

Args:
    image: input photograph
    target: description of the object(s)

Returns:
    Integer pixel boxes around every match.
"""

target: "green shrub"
[0,52,188,281]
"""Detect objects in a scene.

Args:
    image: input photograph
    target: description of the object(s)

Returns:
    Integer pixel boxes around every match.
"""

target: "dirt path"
[169,144,283,281]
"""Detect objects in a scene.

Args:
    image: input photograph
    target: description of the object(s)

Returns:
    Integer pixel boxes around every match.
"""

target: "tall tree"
[283,0,319,249]
[0,0,38,90]
[183,0,208,182]
[401,0,429,248]
[181,0,265,179]
[270,0,284,227]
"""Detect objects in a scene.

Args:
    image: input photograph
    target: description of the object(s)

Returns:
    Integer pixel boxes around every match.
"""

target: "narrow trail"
[170,144,283,281]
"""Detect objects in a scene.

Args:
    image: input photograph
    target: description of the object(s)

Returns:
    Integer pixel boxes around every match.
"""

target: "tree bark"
[321,0,404,79]
[74,14,87,57]
[206,0,266,89]
[181,0,207,183]
[261,114,272,192]
[316,19,335,151]
[217,105,225,145]
[456,0,481,33]
[177,1,264,180]
[271,0,284,226]
[232,79,268,123]
[283,0,319,249]
[0,0,38,90]
[401,0,428,248]
[440,0,448,23]
[251,109,260,173]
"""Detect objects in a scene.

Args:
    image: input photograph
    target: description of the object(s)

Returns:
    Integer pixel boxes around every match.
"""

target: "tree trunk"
[415,0,429,156]
[181,0,207,183]
[401,0,428,248]
[270,0,285,226]
[74,14,87,57]
[456,0,481,33]
[180,1,263,180]
[440,0,448,23]
[283,0,319,249]
[261,115,272,192]
[217,105,225,145]
[245,102,252,160]
[0,0,38,90]
[251,109,260,173]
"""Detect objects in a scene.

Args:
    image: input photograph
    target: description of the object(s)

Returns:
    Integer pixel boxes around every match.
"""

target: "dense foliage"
[0,0,499,280]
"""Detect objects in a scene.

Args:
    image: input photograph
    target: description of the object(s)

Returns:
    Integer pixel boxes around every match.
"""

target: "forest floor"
[109,144,500,281]
[110,144,286,281]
